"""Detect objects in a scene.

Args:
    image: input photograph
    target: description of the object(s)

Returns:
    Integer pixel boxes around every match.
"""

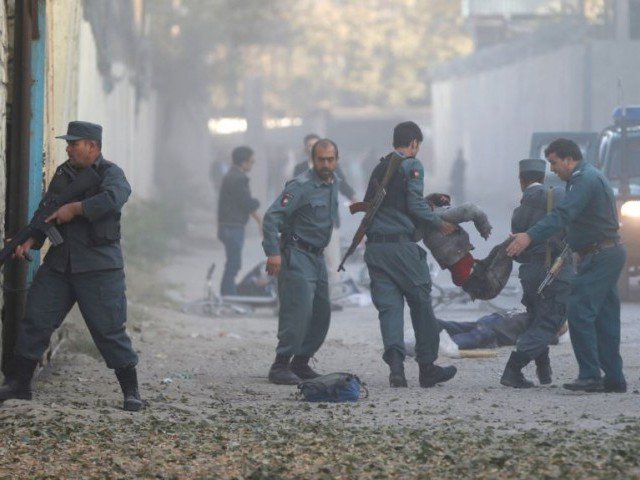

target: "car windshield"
[606,136,640,190]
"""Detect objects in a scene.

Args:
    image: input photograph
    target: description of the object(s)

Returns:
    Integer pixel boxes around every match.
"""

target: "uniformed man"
[500,158,572,388]
[507,139,627,393]
[0,121,144,411]
[217,146,261,296]
[293,134,358,307]
[263,138,339,385]
[364,121,457,388]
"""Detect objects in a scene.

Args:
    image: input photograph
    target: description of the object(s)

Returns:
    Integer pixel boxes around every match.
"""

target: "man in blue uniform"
[507,139,627,393]
[364,121,457,388]
[0,121,144,410]
[263,139,339,385]
[501,158,572,388]
[217,146,261,296]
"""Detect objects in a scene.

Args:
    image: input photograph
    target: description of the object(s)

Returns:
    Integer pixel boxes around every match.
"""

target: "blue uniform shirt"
[366,155,442,236]
[38,155,131,273]
[527,161,619,250]
[262,169,339,256]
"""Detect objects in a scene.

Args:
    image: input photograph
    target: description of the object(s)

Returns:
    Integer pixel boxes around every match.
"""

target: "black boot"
[418,362,457,388]
[535,349,552,385]
[0,356,37,401]
[268,355,301,385]
[290,356,320,380]
[386,349,407,387]
[500,351,534,388]
[115,366,145,412]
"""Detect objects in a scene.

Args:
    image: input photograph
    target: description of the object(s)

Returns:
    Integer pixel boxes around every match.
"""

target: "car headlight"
[620,201,640,218]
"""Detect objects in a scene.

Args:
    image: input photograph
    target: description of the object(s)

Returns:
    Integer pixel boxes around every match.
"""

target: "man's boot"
[535,348,552,385]
[418,362,457,388]
[290,355,320,380]
[386,349,407,387]
[268,355,301,385]
[500,351,534,388]
[115,366,145,412]
[0,356,37,401]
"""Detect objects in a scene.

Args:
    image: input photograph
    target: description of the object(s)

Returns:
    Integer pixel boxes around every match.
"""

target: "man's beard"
[319,168,332,179]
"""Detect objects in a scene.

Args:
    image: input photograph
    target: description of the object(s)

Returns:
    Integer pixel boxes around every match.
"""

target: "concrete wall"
[45,0,156,199]
[431,39,640,239]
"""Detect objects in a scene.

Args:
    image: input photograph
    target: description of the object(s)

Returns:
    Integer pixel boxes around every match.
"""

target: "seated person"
[420,193,513,300]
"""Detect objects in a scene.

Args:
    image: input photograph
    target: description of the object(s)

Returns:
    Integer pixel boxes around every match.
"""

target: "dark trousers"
[365,243,440,365]
[15,264,138,370]
[568,244,626,384]
[516,262,571,359]
[276,247,331,357]
[218,225,245,296]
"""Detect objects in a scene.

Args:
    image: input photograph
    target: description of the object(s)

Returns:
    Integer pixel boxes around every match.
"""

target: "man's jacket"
[33,155,131,273]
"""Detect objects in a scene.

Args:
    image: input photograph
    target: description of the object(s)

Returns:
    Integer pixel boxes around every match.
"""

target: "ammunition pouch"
[89,212,121,246]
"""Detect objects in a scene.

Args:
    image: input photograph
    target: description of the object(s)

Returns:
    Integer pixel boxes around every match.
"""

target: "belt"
[366,233,414,244]
[285,235,324,255]
[576,239,619,258]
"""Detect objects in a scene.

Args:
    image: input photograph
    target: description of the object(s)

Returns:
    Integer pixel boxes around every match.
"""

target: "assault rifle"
[337,152,404,272]
[537,244,572,297]
[0,164,102,267]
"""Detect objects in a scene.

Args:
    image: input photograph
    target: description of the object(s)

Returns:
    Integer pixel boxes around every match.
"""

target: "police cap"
[518,158,546,174]
[56,121,102,142]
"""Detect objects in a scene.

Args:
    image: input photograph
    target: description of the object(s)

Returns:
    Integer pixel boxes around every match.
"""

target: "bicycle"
[180,263,278,317]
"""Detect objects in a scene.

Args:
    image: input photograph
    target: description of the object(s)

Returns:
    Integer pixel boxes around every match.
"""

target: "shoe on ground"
[386,349,407,388]
[603,380,627,393]
[290,357,321,380]
[563,378,604,392]
[268,362,301,385]
[0,379,32,401]
[419,364,457,388]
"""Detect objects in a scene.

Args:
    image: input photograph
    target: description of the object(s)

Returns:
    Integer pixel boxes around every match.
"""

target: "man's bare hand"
[266,255,282,276]
[12,237,35,261]
[506,232,532,257]
[46,201,82,225]
[439,221,456,236]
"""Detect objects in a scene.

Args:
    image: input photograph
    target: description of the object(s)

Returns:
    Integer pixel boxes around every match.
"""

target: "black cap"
[56,121,102,141]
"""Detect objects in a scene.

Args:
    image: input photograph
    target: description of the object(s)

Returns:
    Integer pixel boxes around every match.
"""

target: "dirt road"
[1,236,640,478]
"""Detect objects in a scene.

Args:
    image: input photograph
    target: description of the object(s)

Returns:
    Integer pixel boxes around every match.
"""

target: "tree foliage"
[149,0,472,116]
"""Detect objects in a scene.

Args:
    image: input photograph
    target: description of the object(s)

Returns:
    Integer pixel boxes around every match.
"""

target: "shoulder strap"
[545,187,554,267]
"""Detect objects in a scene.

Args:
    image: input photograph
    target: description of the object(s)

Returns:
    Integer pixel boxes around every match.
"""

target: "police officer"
[507,139,627,393]
[0,121,144,410]
[293,134,358,308]
[217,146,261,296]
[500,158,572,388]
[364,121,457,388]
[263,138,339,385]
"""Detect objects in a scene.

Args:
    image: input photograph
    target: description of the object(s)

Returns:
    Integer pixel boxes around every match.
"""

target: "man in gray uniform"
[508,139,627,393]
[501,158,572,388]
[263,139,340,385]
[364,121,457,388]
[0,121,143,411]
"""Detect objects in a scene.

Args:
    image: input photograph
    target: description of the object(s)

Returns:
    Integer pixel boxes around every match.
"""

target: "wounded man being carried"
[420,193,513,300]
